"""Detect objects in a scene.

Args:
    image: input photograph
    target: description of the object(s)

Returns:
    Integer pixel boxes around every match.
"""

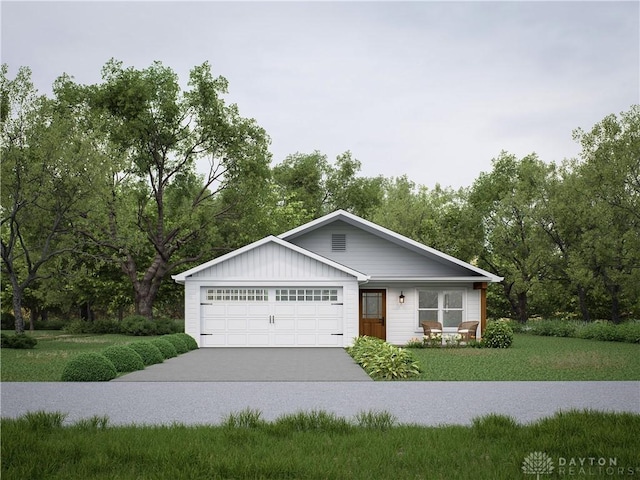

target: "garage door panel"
[200,287,343,347]
[247,334,270,346]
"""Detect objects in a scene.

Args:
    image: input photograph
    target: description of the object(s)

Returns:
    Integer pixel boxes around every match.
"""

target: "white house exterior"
[172,210,502,347]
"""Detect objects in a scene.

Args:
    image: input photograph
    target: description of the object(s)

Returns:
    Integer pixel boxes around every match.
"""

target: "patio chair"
[420,321,443,337]
[457,321,479,342]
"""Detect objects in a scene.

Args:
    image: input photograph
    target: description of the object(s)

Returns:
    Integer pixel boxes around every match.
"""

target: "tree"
[272,150,384,219]
[372,176,481,262]
[469,152,556,323]
[570,105,640,322]
[1,65,94,332]
[64,60,271,318]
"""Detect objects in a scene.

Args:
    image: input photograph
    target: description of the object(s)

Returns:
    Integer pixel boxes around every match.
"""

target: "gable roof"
[171,235,369,284]
[279,210,503,283]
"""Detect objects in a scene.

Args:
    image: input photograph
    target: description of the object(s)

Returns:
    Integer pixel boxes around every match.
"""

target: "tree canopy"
[1,61,638,328]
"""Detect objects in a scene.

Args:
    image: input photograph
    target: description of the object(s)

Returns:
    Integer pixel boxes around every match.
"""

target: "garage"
[172,235,366,347]
[200,287,344,347]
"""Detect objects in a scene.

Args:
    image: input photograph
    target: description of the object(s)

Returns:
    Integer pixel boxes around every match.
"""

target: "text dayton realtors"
[557,457,638,476]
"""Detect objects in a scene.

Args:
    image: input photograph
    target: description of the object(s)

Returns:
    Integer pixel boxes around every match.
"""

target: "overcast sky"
[2,1,639,189]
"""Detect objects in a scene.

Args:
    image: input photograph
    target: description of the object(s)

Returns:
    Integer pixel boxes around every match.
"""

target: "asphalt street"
[2,381,638,426]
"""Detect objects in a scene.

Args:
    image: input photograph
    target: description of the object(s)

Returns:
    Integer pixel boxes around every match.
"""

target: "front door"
[359,289,386,340]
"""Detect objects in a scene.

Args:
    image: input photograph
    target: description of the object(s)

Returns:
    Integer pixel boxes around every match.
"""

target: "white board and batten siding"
[180,240,360,347]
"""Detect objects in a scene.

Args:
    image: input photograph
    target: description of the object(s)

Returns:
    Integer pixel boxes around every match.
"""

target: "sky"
[2,1,639,189]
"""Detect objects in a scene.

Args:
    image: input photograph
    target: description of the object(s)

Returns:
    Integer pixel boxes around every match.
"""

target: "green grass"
[2,409,638,479]
[3,332,640,381]
[0,331,150,381]
[411,334,640,380]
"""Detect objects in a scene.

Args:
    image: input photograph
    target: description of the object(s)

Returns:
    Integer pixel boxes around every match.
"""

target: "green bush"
[121,316,157,336]
[63,319,121,334]
[526,319,577,337]
[128,341,164,365]
[162,334,188,354]
[482,319,514,348]
[102,345,145,372]
[1,333,38,349]
[173,333,198,350]
[60,353,117,381]
[617,321,640,343]
[577,320,625,342]
[0,312,16,330]
[154,317,182,335]
[149,338,178,359]
[347,336,420,380]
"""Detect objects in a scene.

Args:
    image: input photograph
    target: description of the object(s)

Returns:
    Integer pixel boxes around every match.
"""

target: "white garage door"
[200,287,344,347]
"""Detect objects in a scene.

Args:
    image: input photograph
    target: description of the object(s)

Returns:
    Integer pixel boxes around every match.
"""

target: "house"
[172,210,502,347]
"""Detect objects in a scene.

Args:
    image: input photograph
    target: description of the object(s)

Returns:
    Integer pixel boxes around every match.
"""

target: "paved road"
[2,381,638,426]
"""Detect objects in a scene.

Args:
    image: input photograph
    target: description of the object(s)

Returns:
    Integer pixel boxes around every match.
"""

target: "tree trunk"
[517,291,528,323]
[11,283,25,334]
[577,285,591,322]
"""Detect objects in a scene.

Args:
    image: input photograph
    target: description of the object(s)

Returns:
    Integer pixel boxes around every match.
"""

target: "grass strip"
[2,410,638,479]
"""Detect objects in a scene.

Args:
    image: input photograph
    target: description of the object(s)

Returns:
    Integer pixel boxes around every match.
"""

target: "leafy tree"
[62,60,271,318]
[372,176,481,262]
[1,65,94,333]
[469,152,556,323]
[273,150,384,219]
[570,105,640,322]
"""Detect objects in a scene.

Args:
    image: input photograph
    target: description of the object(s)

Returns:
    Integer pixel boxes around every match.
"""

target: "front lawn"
[0,331,147,381]
[2,409,639,480]
[411,334,640,381]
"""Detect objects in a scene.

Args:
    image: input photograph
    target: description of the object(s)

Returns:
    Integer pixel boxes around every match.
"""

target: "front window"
[417,290,464,328]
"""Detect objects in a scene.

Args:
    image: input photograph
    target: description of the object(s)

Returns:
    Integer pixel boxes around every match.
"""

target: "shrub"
[121,315,157,336]
[102,345,145,372]
[63,319,121,334]
[527,319,577,337]
[60,353,117,381]
[1,311,16,330]
[162,334,188,354]
[618,321,640,343]
[577,320,625,342]
[347,336,420,380]
[482,319,514,348]
[154,317,182,335]
[128,341,164,365]
[173,333,198,350]
[149,338,178,359]
[1,333,38,349]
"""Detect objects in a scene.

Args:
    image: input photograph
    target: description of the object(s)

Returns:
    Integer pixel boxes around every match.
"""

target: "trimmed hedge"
[173,333,198,351]
[515,318,640,344]
[61,353,117,381]
[1,333,38,349]
[149,338,178,359]
[162,334,188,354]
[102,345,145,372]
[128,342,164,366]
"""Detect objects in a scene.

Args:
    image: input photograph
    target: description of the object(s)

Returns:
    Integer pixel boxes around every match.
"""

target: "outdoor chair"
[420,321,443,337]
[457,321,479,342]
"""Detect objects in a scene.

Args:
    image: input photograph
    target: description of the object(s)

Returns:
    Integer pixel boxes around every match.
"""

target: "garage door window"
[275,289,338,302]
[206,289,269,301]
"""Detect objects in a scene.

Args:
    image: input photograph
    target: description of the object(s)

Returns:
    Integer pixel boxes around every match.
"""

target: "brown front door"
[359,289,386,340]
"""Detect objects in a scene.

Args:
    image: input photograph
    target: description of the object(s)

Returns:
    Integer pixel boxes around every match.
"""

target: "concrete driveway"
[111,348,373,382]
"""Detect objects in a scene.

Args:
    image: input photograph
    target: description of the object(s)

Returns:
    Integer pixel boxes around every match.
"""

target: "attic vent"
[332,234,346,251]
